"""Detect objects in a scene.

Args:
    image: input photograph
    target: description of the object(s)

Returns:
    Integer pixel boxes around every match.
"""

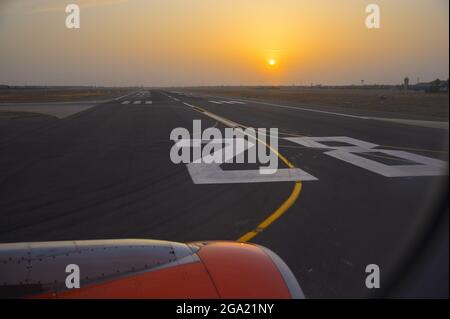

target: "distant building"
[411,78,449,93]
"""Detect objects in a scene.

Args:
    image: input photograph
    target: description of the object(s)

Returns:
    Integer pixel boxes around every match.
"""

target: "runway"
[0,90,447,298]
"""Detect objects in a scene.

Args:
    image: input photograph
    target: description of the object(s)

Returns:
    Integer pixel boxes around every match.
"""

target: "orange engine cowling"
[0,239,304,299]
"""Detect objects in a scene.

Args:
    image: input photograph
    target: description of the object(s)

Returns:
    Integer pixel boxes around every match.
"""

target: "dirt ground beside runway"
[0,87,135,103]
[179,87,449,119]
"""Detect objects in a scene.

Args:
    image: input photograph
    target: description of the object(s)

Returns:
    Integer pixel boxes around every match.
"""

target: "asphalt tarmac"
[0,90,447,297]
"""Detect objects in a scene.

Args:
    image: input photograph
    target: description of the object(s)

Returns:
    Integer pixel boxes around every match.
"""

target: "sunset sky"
[0,0,448,86]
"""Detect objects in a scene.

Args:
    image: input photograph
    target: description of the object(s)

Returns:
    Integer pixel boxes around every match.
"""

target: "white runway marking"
[209,100,246,105]
[187,163,317,184]
[133,101,141,104]
[183,102,197,108]
[114,91,137,101]
[145,101,152,104]
[368,117,449,130]
[285,136,448,177]
[122,101,131,104]
[175,138,318,184]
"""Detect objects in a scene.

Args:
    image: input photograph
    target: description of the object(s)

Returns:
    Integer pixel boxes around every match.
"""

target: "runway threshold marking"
[180,100,303,243]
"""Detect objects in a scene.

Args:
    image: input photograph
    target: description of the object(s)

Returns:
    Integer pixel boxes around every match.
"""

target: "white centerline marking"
[183,102,196,108]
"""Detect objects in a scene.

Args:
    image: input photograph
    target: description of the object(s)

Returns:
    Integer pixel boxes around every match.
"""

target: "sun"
[268,58,276,66]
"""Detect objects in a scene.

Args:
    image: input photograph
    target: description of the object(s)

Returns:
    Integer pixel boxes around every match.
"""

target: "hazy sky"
[0,0,448,86]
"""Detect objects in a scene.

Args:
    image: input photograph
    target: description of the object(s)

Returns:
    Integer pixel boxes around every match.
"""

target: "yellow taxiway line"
[180,101,303,243]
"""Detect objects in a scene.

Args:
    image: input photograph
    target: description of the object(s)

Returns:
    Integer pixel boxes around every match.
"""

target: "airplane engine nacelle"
[0,239,304,299]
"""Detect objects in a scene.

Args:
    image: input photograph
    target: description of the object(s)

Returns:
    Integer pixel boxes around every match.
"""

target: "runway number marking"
[176,138,317,184]
[285,136,447,177]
